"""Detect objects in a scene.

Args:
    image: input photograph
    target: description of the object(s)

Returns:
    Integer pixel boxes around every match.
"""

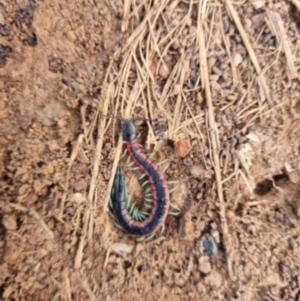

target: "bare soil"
[1,0,300,300]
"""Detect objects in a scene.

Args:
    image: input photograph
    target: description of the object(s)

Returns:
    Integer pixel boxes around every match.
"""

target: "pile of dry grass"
[47,0,300,298]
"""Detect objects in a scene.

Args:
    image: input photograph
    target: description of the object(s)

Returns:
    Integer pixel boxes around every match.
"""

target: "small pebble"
[196,192,202,200]
[47,218,55,229]
[252,0,265,9]
[65,206,76,216]
[196,92,204,104]
[202,234,218,257]
[4,246,21,264]
[111,243,134,255]
[174,138,192,157]
[3,215,17,230]
[0,11,5,25]
[190,165,203,178]
[28,233,43,245]
[199,257,212,274]
[183,157,193,166]
[233,53,243,67]
[205,270,222,288]
[149,61,157,75]
[48,140,61,152]
[74,178,88,192]
[159,63,171,78]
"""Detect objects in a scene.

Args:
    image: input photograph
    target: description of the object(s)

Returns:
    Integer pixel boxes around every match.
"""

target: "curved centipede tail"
[111,165,125,201]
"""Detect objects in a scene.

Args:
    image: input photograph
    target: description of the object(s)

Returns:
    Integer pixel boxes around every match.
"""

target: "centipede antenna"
[131,116,151,123]
[100,113,125,121]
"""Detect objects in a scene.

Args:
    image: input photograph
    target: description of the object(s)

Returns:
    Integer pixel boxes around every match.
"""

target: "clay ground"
[1,0,300,300]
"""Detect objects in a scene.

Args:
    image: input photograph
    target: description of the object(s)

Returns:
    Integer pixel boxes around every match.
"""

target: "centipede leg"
[144,187,151,194]
[144,232,156,241]
[136,235,145,242]
[162,162,171,174]
[138,173,147,181]
[141,180,149,187]
[168,184,179,194]
[144,197,153,209]
[168,202,181,216]
[133,208,147,221]
[160,224,166,235]
[144,190,152,197]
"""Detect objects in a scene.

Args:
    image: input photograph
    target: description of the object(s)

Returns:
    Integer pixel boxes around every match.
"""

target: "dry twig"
[267,10,298,80]
[198,0,235,281]
[223,0,273,106]
[288,0,300,11]
[8,203,54,240]
[74,65,113,269]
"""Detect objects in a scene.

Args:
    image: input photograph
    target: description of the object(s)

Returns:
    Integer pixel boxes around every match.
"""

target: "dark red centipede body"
[111,120,170,236]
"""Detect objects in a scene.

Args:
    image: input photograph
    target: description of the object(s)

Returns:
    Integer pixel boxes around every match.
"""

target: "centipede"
[110,119,170,236]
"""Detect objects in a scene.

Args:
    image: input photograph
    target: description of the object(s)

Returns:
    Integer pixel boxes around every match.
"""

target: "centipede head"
[122,120,137,141]
[100,113,150,142]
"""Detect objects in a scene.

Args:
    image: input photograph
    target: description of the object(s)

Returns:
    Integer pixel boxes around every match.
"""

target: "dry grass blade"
[8,203,54,240]
[288,0,300,11]
[78,274,98,301]
[74,76,112,269]
[223,0,273,106]
[170,55,186,138]
[122,2,159,52]
[122,0,131,32]
[267,10,298,80]
[150,81,173,122]
[63,270,72,301]
[219,8,238,86]
[197,0,234,280]
[59,134,84,218]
